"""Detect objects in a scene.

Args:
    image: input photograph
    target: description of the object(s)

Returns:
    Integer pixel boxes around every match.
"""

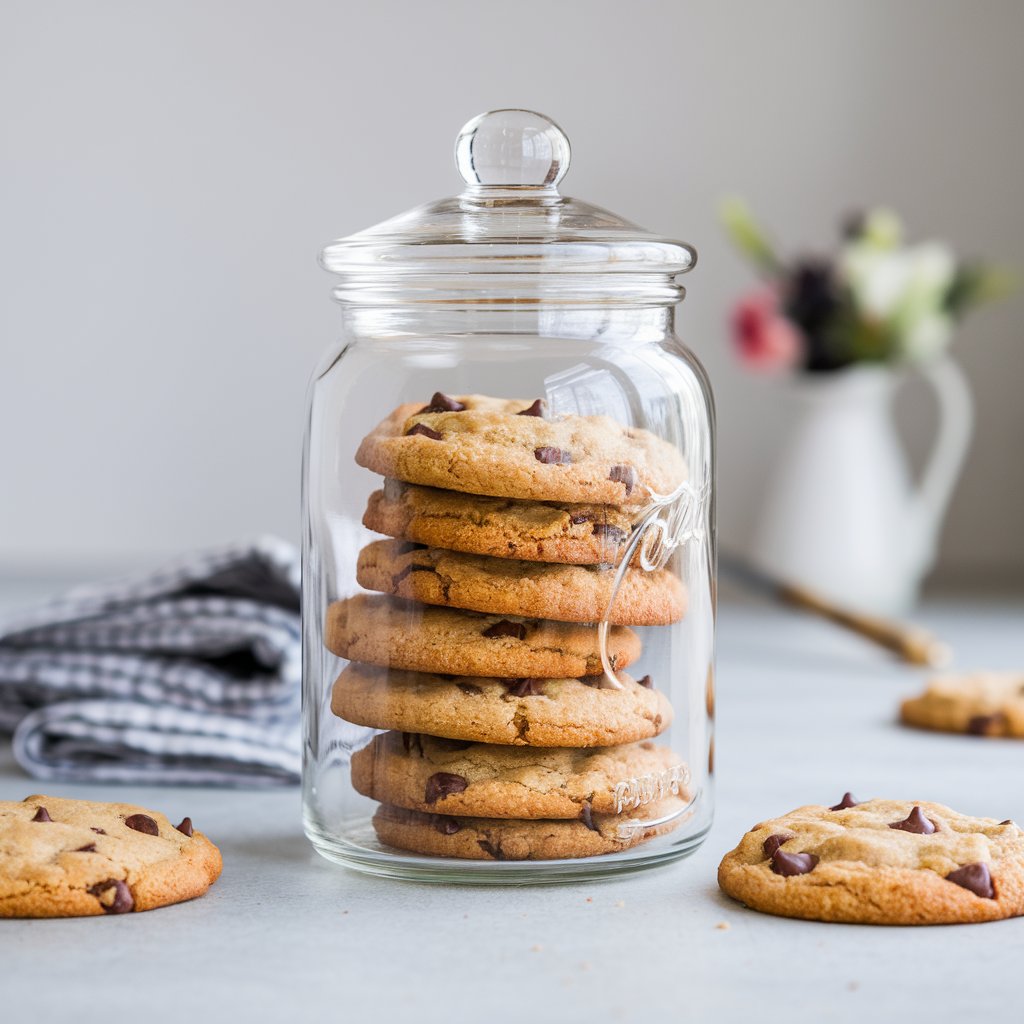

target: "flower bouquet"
[722,202,1014,372]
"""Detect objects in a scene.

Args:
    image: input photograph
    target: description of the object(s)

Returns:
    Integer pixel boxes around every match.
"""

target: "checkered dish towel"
[0,538,301,786]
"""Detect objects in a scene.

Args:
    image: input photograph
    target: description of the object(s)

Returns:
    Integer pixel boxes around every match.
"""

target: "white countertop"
[1,590,1022,1022]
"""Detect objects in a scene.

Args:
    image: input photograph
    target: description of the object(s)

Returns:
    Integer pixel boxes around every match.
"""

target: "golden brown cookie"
[324,595,641,678]
[332,663,671,747]
[331,659,671,749]
[372,797,685,860]
[901,672,1024,738]
[354,394,686,505]
[355,539,686,625]
[717,796,1024,925]
[0,795,222,918]
[351,733,688,818]
[363,480,640,565]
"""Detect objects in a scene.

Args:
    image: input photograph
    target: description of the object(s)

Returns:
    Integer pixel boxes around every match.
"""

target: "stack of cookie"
[324,393,690,861]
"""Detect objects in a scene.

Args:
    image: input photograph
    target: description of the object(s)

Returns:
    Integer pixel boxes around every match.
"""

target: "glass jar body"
[302,304,715,883]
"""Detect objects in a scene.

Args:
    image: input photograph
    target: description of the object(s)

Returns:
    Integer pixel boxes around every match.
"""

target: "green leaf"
[945,264,1018,317]
[826,289,899,366]
[719,198,782,275]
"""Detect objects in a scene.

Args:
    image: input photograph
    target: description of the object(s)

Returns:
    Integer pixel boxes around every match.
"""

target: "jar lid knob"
[455,109,570,189]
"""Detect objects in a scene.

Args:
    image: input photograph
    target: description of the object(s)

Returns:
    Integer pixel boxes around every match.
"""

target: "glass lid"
[320,109,696,303]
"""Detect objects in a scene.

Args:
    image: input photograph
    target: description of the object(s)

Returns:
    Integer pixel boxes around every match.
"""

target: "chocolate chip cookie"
[331,659,671,749]
[331,664,671,747]
[351,732,688,818]
[372,796,685,860]
[717,796,1024,925]
[901,672,1024,738]
[363,480,640,565]
[355,539,686,625]
[324,595,641,678]
[354,394,686,505]
[0,795,222,918]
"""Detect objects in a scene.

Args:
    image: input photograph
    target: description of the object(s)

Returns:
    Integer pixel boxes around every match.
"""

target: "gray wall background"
[2,0,1022,585]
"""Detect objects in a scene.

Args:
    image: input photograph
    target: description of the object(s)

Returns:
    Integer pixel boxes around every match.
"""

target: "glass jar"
[303,110,714,882]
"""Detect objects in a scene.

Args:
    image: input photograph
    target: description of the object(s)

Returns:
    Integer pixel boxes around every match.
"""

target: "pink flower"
[731,288,803,371]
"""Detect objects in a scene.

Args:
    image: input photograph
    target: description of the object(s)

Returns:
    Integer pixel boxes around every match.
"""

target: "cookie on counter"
[356,539,686,625]
[0,795,222,918]
[901,672,1024,738]
[324,595,641,678]
[363,480,640,566]
[351,732,688,818]
[717,795,1024,925]
[372,796,685,861]
[332,664,671,747]
[354,394,686,505]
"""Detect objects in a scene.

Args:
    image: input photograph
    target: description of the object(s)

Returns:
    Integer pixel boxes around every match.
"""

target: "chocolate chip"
[406,424,443,440]
[534,446,571,465]
[579,801,598,832]
[888,806,936,835]
[608,464,637,496]
[433,815,461,835]
[457,682,483,696]
[770,850,818,876]
[425,773,468,804]
[437,739,474,752]
[946,862,994,899]
[419,392,466,414]
[90,827,106,835]
[637,675,653,689]
[569,512,590,525]
[482,620,527,640]
[830,793,860,811]
[592,522,628,544]
[762,834,791,858]
[504,678,544,696]
[391,565,413,586]
[968,713,1006,736]
[391,562,435,587]
[31,806,52,822]
[1000,819,1014,826]
[401,733,425,757]
[175,817,194,837]
[517,399,545,417]
[579,674,605,687]
[477,839,505,860]
[89,878,134,914]
[73,843,97,853]
[124,813,159,836]
[394,541,428,554]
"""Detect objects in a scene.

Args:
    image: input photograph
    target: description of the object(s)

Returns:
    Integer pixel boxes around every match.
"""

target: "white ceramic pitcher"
[750,358,973,614]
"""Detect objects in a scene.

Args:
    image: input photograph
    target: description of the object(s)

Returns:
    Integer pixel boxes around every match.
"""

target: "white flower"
[842,247,914,319]
[891,243,956,360]
[897,243,956,315]
[840,226,957,362]
[901,311,954,364]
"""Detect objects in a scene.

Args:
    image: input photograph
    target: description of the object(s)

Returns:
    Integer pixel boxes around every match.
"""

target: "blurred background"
[2,0,1022,589]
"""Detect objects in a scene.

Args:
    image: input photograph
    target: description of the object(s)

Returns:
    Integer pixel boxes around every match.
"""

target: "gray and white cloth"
[0,537,301,786]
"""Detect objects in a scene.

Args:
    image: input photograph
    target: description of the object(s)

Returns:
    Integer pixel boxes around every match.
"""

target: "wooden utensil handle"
[779,583,952,668]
